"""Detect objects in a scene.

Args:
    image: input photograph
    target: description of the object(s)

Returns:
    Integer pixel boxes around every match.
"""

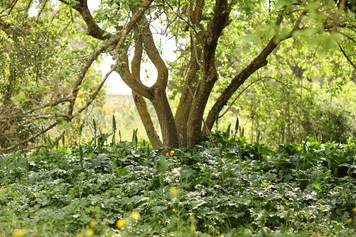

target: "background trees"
[0,0,151,151]
[67,0,354,148]
[0,0,355,151]
[0,1,103,150]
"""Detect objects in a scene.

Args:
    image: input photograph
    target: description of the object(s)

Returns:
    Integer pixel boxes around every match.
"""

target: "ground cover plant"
[1,1,355,236]
[1,135,355,237]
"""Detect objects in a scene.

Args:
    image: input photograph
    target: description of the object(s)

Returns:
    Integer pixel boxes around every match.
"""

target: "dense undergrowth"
[0,135,355,237]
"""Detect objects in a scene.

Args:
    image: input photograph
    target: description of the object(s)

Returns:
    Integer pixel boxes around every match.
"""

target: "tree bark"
[186,78,216,147]
[130,29,162,148]
[152,90,179,148]
[186,0,230,147]
[175,35,201,146]
[133,93,162,148]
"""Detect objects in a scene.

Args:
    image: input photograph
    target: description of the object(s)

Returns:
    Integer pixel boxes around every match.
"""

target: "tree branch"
[0,122,57,153]
[116,50,154,99]
[58,0,112,40]
[339,43,356,70]
[140,18,169,91]
[73,67,115,116]
[68,0,154,117]
[204,10,303,133]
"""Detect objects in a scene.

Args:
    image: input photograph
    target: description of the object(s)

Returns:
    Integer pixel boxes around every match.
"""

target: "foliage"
[0,136,355,237]
[0,1,103,151]
[89,0,356,148]
[214,38,356,146]
[0,3,355,236]
[1,0,355,150]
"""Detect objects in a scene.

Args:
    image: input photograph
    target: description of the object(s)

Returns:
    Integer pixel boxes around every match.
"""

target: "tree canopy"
[0,0,355,151]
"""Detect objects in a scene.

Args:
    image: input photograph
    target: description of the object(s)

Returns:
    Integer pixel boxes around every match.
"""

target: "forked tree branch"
[141,18,169,91]
[74,67,115,116]
[131,29,163,147]
[68,0,154,117]
[116,51,154,99]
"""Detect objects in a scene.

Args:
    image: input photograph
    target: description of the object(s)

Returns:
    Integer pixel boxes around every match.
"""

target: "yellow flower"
[116,218,126,229]
[130,211,140,221]
[352,207,356,213]
[85,228,94,237]
[345,218,353,224]
[12,229,26,237]
[169,186,179,198]
[165,150,175,157]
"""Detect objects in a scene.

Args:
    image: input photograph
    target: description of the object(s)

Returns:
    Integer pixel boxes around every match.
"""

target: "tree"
[60,0,355,148]
[0,1,94,150]
[2,0,354,151]
[0,0,152,152]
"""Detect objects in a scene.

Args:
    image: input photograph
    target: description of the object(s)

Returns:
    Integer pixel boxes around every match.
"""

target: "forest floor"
[0,135,355,237]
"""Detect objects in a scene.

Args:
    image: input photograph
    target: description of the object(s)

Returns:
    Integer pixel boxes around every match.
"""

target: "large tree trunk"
[133,93,162,148]
[152,89,179,148]
[175,1,205,146]
[185,0,230,147]
[93,0,294,150]
[186,76,216,147]
[175,36,200,146]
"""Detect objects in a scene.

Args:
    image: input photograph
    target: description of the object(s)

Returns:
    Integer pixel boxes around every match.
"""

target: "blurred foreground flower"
[190,223,196,232]
[12,229,26,237]
[165,150,175,157]
[130,211,140,221]
[352,207,356,213]
[89,220,96,228]
[85,228,94,237]
[116,218,126,229]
